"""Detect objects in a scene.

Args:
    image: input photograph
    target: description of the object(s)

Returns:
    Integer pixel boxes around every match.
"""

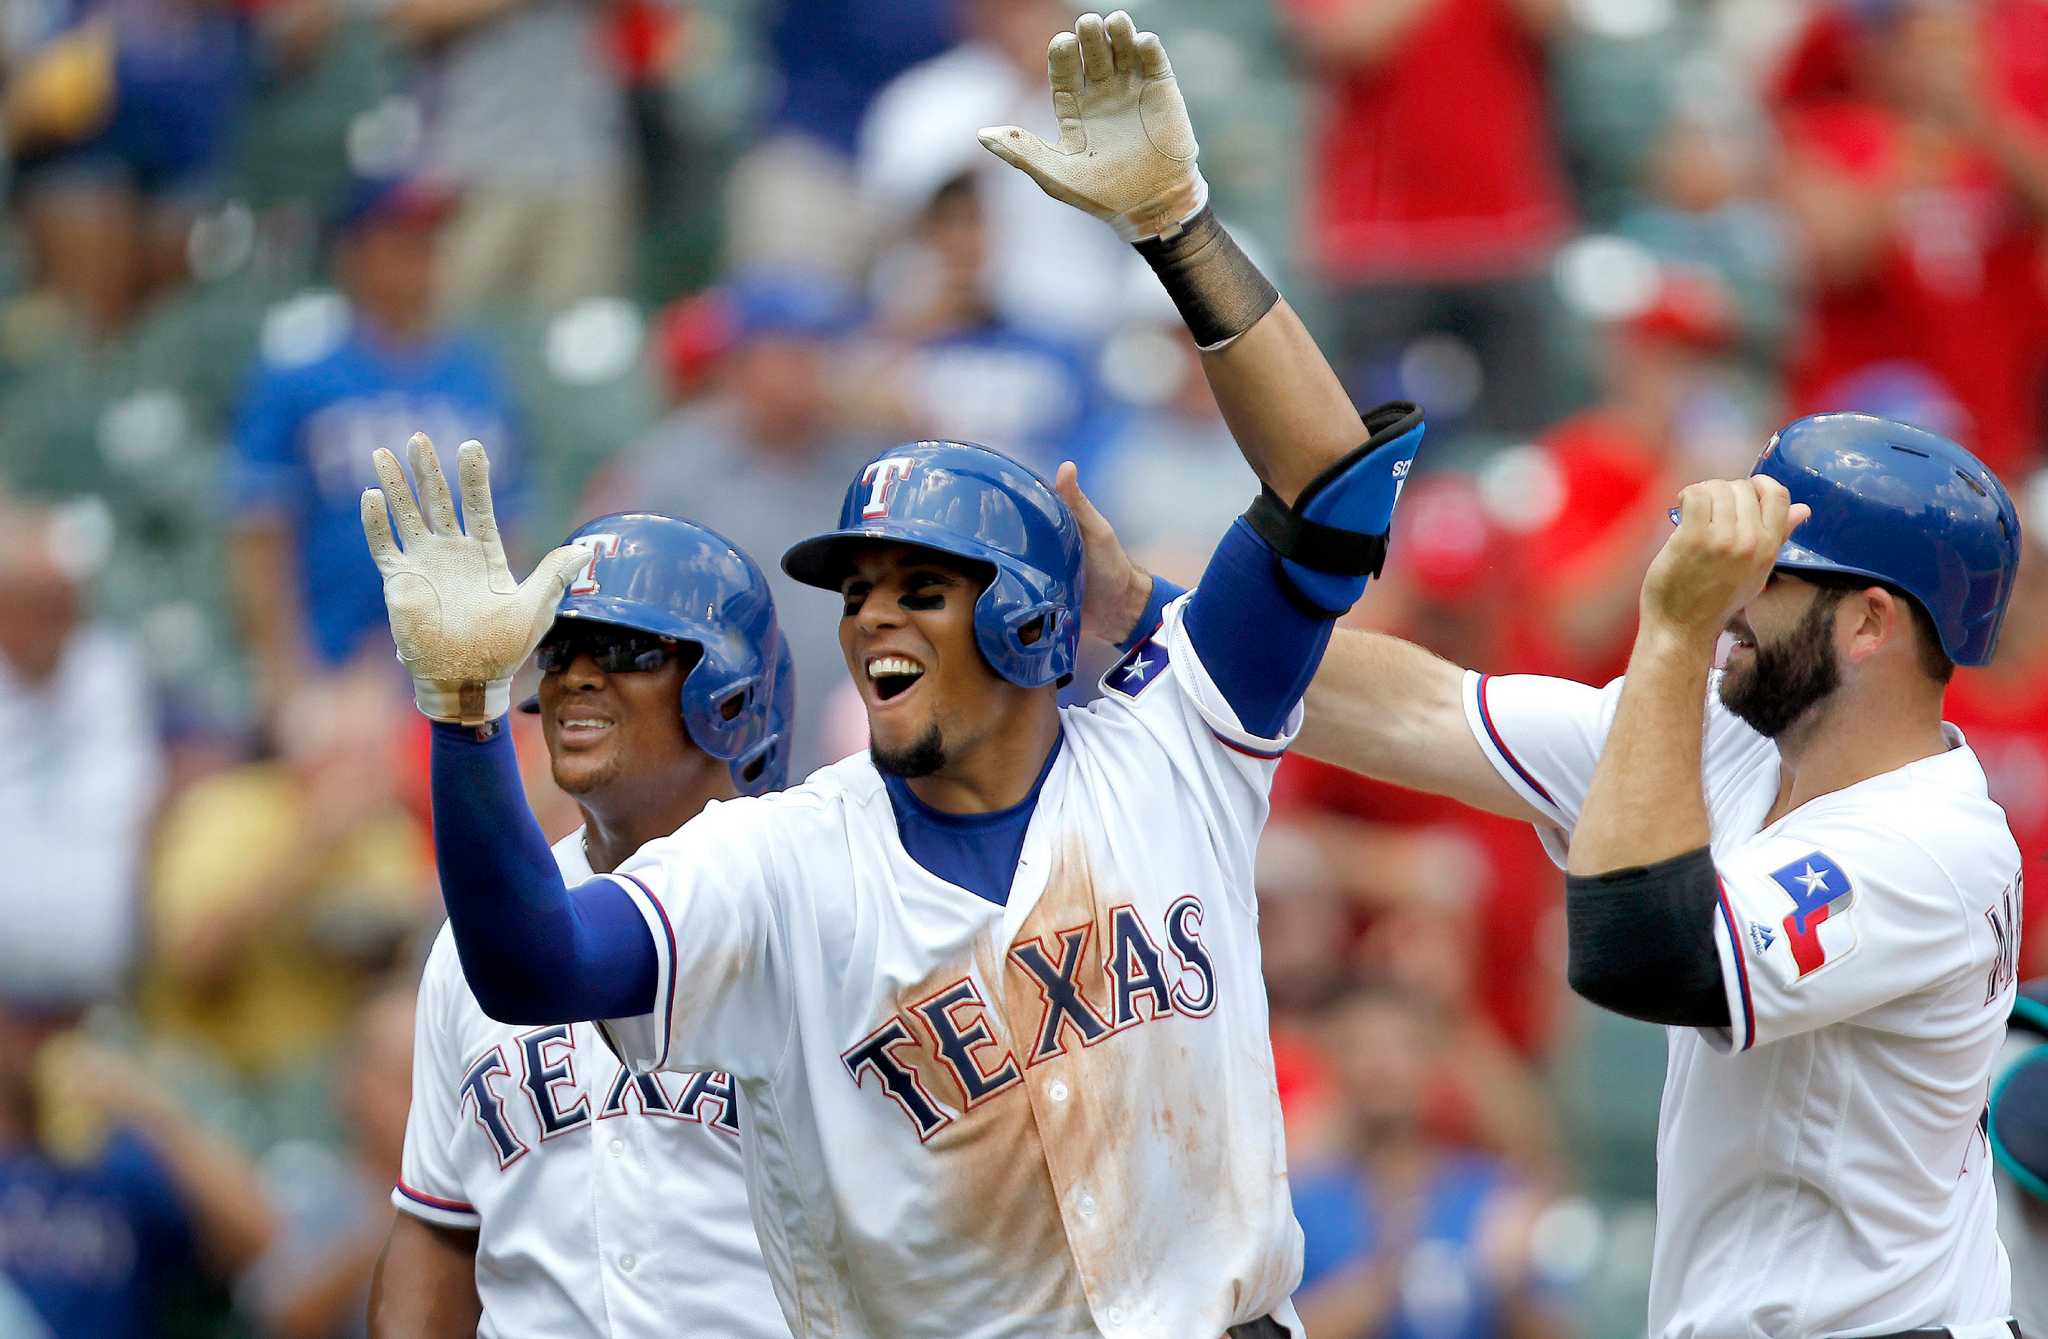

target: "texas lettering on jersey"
[458,1024,741,1169]
[842,895,1216,1139]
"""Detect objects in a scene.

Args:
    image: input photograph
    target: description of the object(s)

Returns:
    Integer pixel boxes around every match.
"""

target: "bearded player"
[1070,409,2025,1338]
[353,12,1420,1335]
[367,513,794,1338]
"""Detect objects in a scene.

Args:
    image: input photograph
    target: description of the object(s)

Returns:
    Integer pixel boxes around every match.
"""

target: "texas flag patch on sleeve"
[1104,635,1170,699]
[1769,851,1857,980]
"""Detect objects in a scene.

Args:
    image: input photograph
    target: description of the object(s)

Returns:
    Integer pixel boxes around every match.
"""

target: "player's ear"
[1842,586,1893,667]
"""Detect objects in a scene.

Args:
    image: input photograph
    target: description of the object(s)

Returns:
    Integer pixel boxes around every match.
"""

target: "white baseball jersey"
[394,831,788,1339]
[1465,669,2021,1338]
[592,594,1305,1339]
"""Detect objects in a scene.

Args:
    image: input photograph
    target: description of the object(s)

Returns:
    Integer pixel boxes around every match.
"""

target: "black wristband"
[1134,206,1280,350]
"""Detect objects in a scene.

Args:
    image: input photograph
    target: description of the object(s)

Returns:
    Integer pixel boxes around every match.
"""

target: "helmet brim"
[781,526,1001,591]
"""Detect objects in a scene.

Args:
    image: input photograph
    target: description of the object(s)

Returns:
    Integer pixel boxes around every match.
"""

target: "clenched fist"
[1641,476,1812,643]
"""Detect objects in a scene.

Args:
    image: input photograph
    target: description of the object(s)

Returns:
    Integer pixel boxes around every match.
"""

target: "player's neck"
[578,762,735,875]
[901,696,1063,815]
[1766,681,1948,826]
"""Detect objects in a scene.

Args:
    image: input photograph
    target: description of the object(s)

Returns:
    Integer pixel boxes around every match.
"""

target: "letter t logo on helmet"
[861,458,917,519]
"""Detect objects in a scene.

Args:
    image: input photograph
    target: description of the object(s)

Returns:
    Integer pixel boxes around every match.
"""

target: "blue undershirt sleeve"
[1183,517,1335,738]
[429,721,658,1024]
[1116,575,1188,654]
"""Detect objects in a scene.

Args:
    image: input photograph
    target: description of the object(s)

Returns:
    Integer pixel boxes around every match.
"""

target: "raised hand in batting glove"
[978,10,1208,243]
[360,433,590,725]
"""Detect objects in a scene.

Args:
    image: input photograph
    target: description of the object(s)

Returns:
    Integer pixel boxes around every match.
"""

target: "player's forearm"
[429,721,657,1024]
[1566,625,1713,874]
[369,1215,481,1339]
[1298,629,1538,821]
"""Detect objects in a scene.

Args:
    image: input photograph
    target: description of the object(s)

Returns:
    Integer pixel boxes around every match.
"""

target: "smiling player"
[368,512,794,1339]
[352,12,1427,1334]
[1070,411,2026,1338]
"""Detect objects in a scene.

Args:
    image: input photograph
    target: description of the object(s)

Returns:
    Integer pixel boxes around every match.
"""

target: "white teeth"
[562,719,613,732]
[867,657,925,679]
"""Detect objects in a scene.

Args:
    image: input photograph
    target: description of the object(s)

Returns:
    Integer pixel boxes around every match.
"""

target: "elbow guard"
[1242,402,1423,615]
[1564,846,1730,1029]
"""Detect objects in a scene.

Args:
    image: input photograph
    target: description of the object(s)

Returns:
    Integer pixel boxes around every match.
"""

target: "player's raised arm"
[357,433,657,1025]
[1061,466,1543,821]
[981,11,1356,502]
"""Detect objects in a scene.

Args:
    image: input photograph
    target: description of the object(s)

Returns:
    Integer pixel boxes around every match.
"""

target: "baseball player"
[1071,413,2026,1338]
[367,512,795,1338]
[351,13,1420,1335]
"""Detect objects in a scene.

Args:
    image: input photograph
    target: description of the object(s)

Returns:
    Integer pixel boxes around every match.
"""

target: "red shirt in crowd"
[1774,3,2048,478]
[1287,0,1573,282]
[1940,660,2048,979]
[1272,756,1566,1058]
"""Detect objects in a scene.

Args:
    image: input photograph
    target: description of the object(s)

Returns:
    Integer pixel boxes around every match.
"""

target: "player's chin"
[549,749,622,797]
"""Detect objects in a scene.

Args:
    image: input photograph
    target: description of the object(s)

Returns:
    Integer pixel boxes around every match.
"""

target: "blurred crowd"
[5,0,2048,1335]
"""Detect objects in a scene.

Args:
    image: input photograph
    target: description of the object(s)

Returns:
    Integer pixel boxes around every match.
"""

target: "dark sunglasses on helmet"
[535,626,681,675]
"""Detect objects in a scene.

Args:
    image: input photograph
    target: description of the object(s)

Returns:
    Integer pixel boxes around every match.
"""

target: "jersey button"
[620,1254,637,1273]
[1048,1080,1069,1102]
[1077,1192,1097,1218]
[609,1139,625,1158]
[1103,1305,1124,1327]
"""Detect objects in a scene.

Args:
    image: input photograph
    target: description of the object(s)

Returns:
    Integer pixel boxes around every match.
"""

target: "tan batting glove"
[359,433,590,725]
[977,10,1209,244]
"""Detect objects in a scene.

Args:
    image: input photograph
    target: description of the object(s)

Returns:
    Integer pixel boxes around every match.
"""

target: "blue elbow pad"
[1243,401,1424,615]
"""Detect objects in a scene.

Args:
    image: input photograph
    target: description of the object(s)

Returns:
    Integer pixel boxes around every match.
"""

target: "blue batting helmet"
[544,513,795,795]
[780,441,1084,688]
[1755,413,2022,667]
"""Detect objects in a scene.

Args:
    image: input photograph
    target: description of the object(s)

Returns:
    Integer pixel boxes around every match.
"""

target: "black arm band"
[1134,206,1280,351]
[1565,846,1730,1029]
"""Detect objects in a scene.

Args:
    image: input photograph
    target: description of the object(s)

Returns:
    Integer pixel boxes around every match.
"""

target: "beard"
[1718,595,1842,738]
[871,721,947,778]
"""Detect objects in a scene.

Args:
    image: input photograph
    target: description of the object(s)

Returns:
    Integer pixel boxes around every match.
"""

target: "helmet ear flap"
[974,565,1076,688]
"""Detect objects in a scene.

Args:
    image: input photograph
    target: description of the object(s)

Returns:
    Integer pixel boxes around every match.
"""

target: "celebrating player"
[367,511,794,1338]
[355,13,1414,1335]
[1069,413,2025,1336]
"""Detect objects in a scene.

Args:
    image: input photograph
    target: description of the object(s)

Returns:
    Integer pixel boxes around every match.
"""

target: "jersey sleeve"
[597,799,794,1081]
[1462,669,1770,866]
[1703,814,1985,1054]
[392,932,482,1229]
[1460,670,1619,855]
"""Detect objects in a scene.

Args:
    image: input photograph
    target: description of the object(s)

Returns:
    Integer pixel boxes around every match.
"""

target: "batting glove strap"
[1135,207,1278,352]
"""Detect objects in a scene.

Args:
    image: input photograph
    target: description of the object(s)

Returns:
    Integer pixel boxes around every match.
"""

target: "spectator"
[1087,262,1261,575]
[1273,477,1569,1064]
[227,171,524,722]
[240,982,416,1339]
[383,0,633,313]
[0,1008,275,1336]
[584,272,888,773]
[1283,0,1575,435]
[1992,981,2048,1337]
[864,171,1120,480]
[1291,984,1569,1339]
[0,499,161,1006]
[859,0,1148,341]
[725,0,956,280]
[141,666,430,1121]
[1509,272,1755,683]
[1772,0,2048,478]
[4,0,253,336]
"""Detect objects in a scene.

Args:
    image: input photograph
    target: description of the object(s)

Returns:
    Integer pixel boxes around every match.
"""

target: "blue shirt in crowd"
[230,311,523,667]
[766,0,954,156]
[907,320,1123,483]
[1292,1154,1516,1339]
[0,1129,198,1338]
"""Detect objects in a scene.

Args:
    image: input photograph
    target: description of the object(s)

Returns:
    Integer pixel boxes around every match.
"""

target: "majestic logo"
[567,532,622,596]
[842,895,1216,1140]
[1771,851,1856,979]
[860,458,918,519]
[1748,921,1776,955]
